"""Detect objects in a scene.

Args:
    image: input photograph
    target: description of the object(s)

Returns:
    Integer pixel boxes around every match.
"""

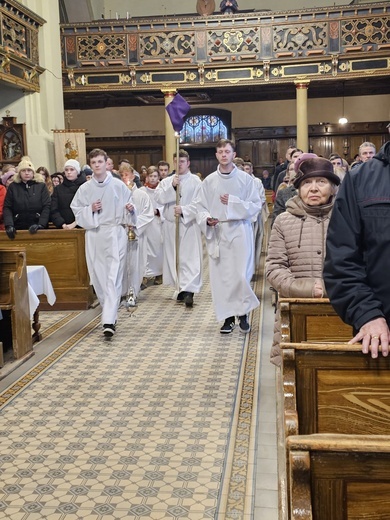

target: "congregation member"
[81,165,93,181]
[270,162,298,227]
[3,156,51,238]
[71,148,136,338]
[155,149,202,308]
[273,145,296,190]
[261,170,272,190]
[324,140,390,359]
[119,163,154,304]
[274,148,303,191]
[329,153,343,169]
[51,173,62,187]
[350,141,376,169]
[139,165,148,185]
[266,154,340,366]
[140,166,164,286]
[1,166,16,188]
[50,159,86,229]
[37,166,54,195]
[196,139,262,334]
[106,157,118,176]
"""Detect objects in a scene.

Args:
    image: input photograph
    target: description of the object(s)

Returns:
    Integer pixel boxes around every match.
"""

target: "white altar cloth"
[27,266,56,318]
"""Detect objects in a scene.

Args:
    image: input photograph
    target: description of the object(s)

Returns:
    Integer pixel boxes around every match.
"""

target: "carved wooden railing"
[0,0,45,91]
[60,2,390,93]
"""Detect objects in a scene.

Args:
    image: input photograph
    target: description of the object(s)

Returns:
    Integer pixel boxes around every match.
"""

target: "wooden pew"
[0,229,94,310]
[0,248,33,363]
[279,342,390,519]
[281,342,390,437]
[287,434,390,520]
[279,297,353,344]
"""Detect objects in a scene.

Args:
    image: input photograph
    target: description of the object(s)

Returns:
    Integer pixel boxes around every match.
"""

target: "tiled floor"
[0,236,279,519]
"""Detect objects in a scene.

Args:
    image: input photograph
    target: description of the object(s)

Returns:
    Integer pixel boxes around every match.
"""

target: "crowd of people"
[1,132,389,359]
[265,134,390,363]
[0,139,265,339]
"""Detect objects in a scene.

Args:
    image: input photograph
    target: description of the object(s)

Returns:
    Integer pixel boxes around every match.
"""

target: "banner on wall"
[53,130,87,172]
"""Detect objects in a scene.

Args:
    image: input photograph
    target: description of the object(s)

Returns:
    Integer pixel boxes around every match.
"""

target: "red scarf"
[144,181,159,189]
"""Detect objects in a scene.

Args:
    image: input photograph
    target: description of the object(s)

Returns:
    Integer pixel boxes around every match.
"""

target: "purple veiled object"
[166,93,191,132]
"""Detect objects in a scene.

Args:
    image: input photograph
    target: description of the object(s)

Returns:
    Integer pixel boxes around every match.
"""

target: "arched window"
[180,109,231,145]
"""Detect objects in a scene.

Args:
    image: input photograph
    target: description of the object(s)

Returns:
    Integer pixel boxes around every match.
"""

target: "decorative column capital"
[161,89,177,98]
[294,80,310,90]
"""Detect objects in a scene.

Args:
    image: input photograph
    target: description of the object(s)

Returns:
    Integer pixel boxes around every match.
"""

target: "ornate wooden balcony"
[60,2,390,98]
[0,0,45,92]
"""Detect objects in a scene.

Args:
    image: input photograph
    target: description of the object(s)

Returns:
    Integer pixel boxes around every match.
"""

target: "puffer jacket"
[3,179,51,230]
[266,195,334,366]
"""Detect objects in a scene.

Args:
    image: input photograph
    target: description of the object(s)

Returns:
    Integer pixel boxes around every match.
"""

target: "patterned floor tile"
[0,249,264,519]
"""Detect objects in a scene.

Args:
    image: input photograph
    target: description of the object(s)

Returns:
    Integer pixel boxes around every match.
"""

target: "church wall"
[3,0,65,172]
[69,94,390,137]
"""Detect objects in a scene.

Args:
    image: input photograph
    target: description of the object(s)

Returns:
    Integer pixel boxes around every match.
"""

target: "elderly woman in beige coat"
[266,153,340,366]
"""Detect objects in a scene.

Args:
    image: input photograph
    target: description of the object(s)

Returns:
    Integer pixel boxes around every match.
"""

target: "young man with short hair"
[157,161,170,180]
[71,148,136,338]
[196,139,262,334]
[155,149,202,308]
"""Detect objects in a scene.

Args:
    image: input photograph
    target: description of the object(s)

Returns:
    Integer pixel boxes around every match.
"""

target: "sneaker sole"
[220,325,236,334]
[103,329,115,338]
[239,325,251,334]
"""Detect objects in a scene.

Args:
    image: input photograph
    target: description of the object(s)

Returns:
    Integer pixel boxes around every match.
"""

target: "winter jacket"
[50,173,86,227]
[3,179,51,230]
[324,141,390,331]
[266,195,334,365]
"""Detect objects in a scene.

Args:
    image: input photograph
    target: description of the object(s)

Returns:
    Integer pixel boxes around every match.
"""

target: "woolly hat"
[293,153,340,188]
[64,159,81,175]
[81,164,93,175]
[17,156,35,173]
[1,170,16,185]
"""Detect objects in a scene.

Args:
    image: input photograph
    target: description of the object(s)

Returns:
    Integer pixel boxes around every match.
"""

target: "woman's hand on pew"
[5,226,16,239]
[349,317,390,359]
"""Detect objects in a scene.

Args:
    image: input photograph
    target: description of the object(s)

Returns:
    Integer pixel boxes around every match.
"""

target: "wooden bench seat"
[0,229,94,310]
[279,297,353,344]
[0,248,33,364]
[287,434,390,520]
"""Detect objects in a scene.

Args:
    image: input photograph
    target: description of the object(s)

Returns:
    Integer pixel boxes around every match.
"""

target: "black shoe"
[177,291,185,302]
[220,317,235,334]
[238,315,250,333]
[103,324,115,338]
[184,292,193,308]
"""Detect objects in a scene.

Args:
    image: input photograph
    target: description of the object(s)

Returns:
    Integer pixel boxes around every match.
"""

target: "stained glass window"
[180,114,228,144]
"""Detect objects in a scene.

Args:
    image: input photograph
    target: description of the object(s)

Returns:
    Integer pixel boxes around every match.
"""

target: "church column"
[294,80,310,152]
[162,89,177,167]
[23,0,65,171]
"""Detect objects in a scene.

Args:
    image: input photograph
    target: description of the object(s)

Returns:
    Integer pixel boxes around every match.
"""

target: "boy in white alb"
[140,167,164,285]
[119,164,154,304]
[196,139,262,334]
[71,148,136,337]
[154,149,202,308]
